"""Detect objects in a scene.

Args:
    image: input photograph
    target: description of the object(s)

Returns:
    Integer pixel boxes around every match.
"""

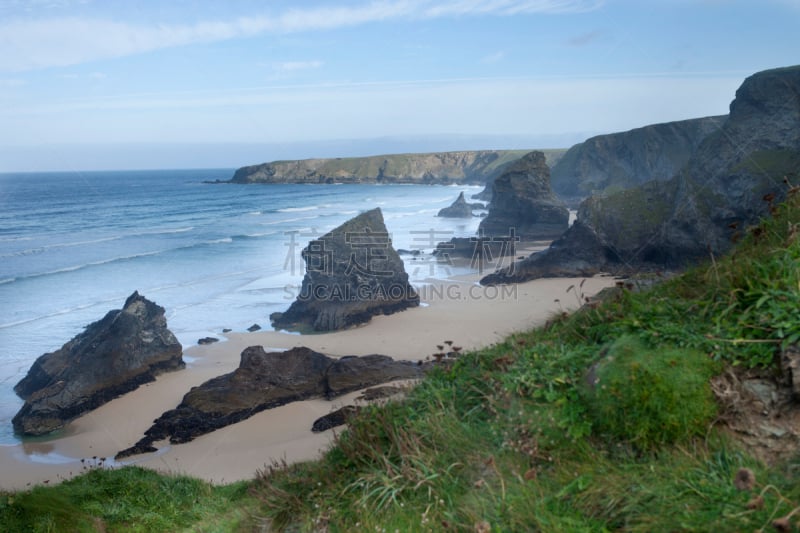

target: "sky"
[0,0,797,171]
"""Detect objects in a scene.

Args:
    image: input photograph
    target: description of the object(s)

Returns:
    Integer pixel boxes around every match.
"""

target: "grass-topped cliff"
[229,149,566,185]
[2,191,799,532]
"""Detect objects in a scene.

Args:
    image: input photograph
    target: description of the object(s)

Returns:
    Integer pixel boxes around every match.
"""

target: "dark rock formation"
[247,324,261,332]
[312,405,360,433]
[482,65,800,284]
[326,355,418,398]
[270,208,419,332]
[197,337,219,345]
[473,149,567,202]
[480,221,613,284]
[13,292,184,436]
[229,150,530,185]
[116,346,421,457]
[550,115,726,199]
[357,385,406,401]
[478,151,569,241]
[311,385,408,432]
[437,192,474,218]
[434,235,517,264]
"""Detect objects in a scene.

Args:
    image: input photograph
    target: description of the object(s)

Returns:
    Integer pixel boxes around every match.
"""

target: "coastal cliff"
[229,150,529,185]
[550,115,726,199]
[482,65,800,284]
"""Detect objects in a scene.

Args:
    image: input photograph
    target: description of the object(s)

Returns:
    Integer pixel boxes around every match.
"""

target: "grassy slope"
[2,190,799,532]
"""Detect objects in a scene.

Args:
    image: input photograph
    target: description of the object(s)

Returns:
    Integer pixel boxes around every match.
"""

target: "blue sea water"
[0,169,483,444]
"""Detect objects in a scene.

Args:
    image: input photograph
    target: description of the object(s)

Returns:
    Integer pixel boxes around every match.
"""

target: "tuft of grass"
[0,466,257,532]
[584,335,719,450]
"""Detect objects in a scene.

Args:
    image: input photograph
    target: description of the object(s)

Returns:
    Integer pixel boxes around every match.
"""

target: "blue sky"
[0,0,797,171]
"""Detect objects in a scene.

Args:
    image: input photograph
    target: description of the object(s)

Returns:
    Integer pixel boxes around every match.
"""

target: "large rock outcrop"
[13,292,184,436]
[270,208,419,332]
[229,150,529,185]
[550,115,726,199]
[478,151,569,241]
[482,65,800,284]
[116,346,421,458]
[472,149,567,202]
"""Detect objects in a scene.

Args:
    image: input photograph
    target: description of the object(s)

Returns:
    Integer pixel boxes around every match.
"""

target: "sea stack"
[437,192,474,218]
[479,151,569,240]
[13,292,184,436]
[270,208,419,332]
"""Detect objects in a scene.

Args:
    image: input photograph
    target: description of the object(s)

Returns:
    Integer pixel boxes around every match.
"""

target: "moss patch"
[584,335,718,450]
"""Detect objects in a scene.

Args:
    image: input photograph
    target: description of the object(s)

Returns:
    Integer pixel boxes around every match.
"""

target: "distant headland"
[217,149,567,185]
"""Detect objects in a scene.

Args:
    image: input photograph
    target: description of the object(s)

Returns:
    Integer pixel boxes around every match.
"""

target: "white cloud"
[56,70,104,79]
[481,51,506,63]
[0,0,603,71]
[565,29,606,46]
[0,77,26,86]
[272,60,324,73]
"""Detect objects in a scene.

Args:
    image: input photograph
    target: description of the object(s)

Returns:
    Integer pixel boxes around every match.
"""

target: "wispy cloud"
[565,29,606,47]
[0,0,603,71]
[57,70,104,80]
[0,77,26,87]
[481,51,506,64]
[272,60,324,73]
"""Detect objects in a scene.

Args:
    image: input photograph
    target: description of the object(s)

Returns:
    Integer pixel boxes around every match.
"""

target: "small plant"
[584,335,718,450]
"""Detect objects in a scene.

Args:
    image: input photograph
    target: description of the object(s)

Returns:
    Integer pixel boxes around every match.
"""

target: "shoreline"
[0,273,615,491]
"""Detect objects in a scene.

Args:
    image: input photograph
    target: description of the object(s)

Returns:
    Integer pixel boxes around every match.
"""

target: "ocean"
[0,169,484,444]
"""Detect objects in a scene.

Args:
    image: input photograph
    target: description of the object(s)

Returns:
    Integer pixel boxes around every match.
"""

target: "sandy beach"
[0,273,614,491]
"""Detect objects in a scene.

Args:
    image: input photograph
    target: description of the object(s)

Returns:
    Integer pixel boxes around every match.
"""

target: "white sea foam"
[205,237,233,245]
[260,215,319,226]
[139,226,194,235]
[277,206,318,212]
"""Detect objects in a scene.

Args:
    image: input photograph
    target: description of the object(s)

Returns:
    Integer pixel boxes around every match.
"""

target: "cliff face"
[482,65,800,283]
[550,115,726,198]
[230,150,530,185]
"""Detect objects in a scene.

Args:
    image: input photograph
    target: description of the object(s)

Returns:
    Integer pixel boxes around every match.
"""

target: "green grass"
[3,190,799,532]
[584,335,719,450]
[0,466,260,532]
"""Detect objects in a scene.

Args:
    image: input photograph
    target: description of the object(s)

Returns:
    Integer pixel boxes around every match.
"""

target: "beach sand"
[0,273,615,490]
